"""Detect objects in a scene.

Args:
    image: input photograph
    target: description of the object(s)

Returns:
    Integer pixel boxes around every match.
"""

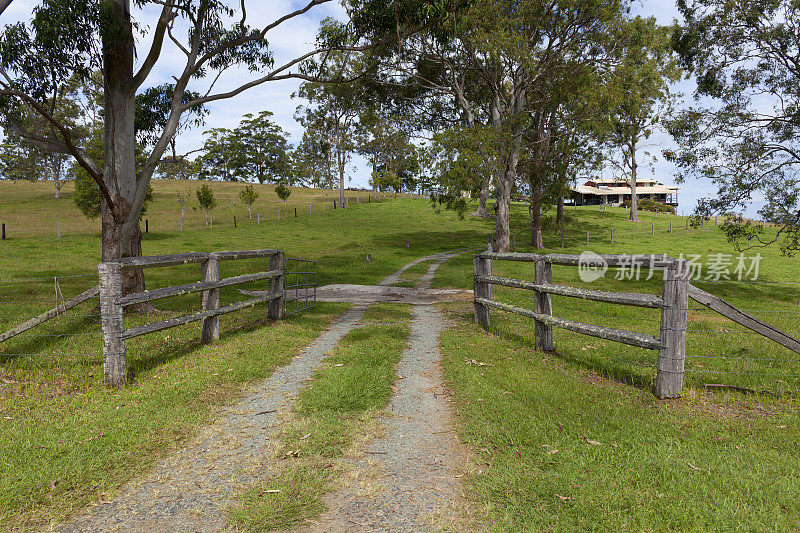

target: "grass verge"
[0,302,347,530]
[228,304,412,531]
[439,301,800,531]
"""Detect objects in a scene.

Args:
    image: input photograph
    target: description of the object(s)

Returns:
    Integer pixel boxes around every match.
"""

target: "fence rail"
[474,252,689,398]
[100,249,288,387]
[474,251,800,398]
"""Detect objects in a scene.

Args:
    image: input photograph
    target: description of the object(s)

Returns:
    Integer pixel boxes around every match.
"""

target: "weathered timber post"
[99,261,126,387]
[201,253,220,343]
[611,228,614,244]
[655,258,690,399]
[268,251,285,320]
[473,254,491,329]
[652,222,655,236]
[533,258,554,351]
[257,212,260,224]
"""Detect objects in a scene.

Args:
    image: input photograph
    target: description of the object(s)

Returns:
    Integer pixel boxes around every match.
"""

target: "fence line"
[474,251,800,398]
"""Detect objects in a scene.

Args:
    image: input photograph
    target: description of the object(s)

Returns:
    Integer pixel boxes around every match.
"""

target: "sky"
[0,0,747,216]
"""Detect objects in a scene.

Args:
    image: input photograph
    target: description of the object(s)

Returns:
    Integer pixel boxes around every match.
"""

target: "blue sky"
[1,0,741,216]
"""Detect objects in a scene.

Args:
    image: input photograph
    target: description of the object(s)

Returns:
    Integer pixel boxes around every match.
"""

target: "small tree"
[239,185,259,219]
[196,184,216,226]
[275,182,291,208]
[176,191,190,232]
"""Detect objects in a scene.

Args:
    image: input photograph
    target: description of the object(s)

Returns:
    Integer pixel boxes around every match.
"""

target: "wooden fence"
[99,249,286,387]
[473,251,800,398]
[473,252,689,399]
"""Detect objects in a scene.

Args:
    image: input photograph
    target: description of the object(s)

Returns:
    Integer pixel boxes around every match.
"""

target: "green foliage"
[275,182,291,202]
[239,184,259,206]
[196,183,217,221]
[621,197,675,214]
[667,0,800,253]
[198,112,290,184]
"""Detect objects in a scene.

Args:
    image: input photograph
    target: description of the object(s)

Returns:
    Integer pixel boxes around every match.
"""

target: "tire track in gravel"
[60,306,367,533]
[296,250,479,532]
[60,248,477,532]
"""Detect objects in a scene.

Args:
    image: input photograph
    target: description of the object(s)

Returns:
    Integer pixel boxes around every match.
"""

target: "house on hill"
[569,178,680,208]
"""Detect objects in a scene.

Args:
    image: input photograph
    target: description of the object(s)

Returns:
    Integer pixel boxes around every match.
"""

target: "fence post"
[258,212,260,224]
[473,253,491,329]
[99,261,126,387]
[655,259,690,399]
[586,231,589,246]
[534,258,554,351]
[268,251,285,320]
[201,253,220,343]
[610,228,614,244]
[651,222,655,236]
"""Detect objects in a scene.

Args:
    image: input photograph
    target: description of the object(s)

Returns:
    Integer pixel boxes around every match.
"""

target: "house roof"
[572,179,680,196]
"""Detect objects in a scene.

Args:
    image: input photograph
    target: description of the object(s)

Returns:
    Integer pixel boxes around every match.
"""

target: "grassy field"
[0,179,409,239]
[1,179,799,530]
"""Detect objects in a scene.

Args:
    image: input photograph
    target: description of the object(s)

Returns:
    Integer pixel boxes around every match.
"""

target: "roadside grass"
[439,300,800,531]
[228,304,412,531]
[0,302,347,530]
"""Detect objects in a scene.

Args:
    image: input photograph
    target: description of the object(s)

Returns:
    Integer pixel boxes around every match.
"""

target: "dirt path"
[296,251,476,532]
[60,249,477,532]
[60,306,367,533]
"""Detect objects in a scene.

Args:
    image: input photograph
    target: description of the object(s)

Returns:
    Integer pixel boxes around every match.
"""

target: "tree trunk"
[102,0,148,306]
[556,196,564,226]
[494,167,514,252]
[530,174,544,249]
[629,141,639,222]
[338,150,346,207]
[474,176,491,217]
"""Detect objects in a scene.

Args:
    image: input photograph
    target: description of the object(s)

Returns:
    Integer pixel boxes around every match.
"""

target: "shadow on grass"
[494,324,657,394]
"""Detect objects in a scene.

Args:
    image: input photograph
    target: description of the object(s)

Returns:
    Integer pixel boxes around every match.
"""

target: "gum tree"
[668,0,800,253]
[0,0,438,295]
